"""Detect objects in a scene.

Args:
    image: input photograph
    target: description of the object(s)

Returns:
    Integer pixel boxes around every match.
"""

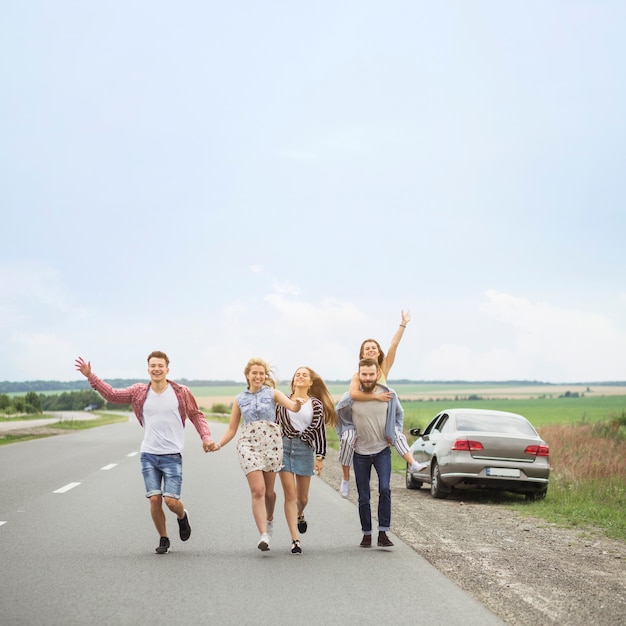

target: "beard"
[360,380,377,393]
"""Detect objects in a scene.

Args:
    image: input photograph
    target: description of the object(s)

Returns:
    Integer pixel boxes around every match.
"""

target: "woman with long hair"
[275,366,337,554]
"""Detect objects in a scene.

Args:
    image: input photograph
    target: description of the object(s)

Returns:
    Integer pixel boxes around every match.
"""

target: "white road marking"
[101,463,117,470]
[53,482,81,493]
[127,451,138,457]
[0,521,7,527]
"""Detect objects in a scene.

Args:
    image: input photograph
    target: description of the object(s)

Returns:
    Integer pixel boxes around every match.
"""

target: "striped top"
[276,396,327,458]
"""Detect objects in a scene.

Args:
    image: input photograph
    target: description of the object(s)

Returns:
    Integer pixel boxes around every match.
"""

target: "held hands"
[376,391,393,402]
[206,441,222,452]
[74,357,92,378]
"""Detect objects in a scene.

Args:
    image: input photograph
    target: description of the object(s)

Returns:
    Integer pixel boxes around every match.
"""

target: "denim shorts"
[140,452,183,499]
[280,436,314,476]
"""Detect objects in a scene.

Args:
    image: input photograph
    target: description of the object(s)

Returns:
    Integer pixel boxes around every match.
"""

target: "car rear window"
[456,414,537,436]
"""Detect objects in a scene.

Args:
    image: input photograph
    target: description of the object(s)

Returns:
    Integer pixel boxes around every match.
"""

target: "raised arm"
[382,309,410,378]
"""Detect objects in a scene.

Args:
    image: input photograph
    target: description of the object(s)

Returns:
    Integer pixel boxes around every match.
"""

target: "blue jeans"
[353,447,391,533]
[140,452,183,499]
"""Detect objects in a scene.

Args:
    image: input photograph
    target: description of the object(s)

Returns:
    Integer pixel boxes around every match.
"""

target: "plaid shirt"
[87,374,211,443]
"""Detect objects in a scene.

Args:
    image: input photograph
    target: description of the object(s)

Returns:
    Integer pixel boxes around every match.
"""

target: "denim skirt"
[280,436,314,476]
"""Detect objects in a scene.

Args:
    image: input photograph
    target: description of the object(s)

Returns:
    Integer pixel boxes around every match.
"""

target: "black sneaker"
[156,536,170,554]
[297,515,308,534]
[377,532,394,547]
[291,540,302,555]
[178,510,191,541]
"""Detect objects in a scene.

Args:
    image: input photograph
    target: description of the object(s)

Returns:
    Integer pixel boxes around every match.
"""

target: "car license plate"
[486,467,520,478]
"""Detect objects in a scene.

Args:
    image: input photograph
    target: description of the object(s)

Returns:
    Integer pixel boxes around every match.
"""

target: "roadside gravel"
[320,455,626,626]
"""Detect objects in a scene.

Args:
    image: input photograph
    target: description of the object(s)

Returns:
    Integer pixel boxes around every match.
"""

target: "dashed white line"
[53,482,81,493]
[127,451,138,457]
[101,463,117,471]
[0,521,7,527]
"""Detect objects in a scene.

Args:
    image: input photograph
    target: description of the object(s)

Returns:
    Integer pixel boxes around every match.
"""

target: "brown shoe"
[360,534,372,548]
[377,532,394,547]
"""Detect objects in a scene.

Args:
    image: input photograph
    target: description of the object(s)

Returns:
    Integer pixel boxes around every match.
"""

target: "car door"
[412,412,448,463]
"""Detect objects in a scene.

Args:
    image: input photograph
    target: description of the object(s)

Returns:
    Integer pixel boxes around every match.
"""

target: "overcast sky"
[2,1,625,384]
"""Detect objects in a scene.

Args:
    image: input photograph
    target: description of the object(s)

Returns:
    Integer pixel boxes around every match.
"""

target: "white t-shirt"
[352,387,389,455]
[286,398,314,432]
[140,385,185,454]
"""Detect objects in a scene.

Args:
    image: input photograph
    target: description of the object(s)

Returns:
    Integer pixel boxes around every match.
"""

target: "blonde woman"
[212,358,303,552]
[275,366,338,554]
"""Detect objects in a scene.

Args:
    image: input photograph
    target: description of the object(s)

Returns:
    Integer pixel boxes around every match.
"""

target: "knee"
[163,496,179,512]
[149,495,163,509]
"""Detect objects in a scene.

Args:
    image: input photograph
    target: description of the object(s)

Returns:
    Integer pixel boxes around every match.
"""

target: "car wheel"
[405,464,423,490]
[526,488,548,501]
[430,461,449,499]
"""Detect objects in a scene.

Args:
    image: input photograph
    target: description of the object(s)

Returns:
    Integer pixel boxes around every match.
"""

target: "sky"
[2,1,625,384]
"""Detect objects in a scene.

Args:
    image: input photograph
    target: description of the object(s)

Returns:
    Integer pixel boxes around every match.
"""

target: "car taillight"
[525,444,550,457]
[451,439,484,451]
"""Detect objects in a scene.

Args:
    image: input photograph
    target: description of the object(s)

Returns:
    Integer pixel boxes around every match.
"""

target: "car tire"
[405,464,423,490]
[526,488,548,501]
[430,461,449,499]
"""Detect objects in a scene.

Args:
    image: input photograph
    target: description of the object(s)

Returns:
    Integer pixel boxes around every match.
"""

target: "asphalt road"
[0,418,503,626]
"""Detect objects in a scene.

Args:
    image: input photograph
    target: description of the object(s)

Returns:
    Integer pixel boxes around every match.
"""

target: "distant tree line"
[0,391,124,415]
[0,379,245,393]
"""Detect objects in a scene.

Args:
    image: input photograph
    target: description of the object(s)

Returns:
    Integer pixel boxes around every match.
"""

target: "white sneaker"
[340,479,350,498]
[257,533,270,551]
[266,520,273,537]
[409,461,428,472]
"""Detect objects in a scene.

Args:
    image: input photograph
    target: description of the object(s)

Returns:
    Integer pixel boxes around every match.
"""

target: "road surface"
[0,418,503,625]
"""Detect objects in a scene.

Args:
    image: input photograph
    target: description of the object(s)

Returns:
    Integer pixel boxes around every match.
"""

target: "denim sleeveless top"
[237,386,277,425]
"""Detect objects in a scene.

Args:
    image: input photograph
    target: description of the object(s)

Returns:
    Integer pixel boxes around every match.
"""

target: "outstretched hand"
[75,357,92,378]
[401,310,411,326]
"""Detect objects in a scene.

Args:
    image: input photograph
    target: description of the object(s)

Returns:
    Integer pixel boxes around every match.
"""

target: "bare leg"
[149,495,167,537]
[164,496,185,519]
[264,471,277,524]
[296,475,311,517]
[246,470,268,533]
[279,471,299,541]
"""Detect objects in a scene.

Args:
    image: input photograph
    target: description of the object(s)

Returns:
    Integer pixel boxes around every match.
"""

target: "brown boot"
[360,534,372,548]
[377,531,394,547]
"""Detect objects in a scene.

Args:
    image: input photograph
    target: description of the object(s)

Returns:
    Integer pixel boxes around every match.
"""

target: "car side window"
[435,414,449,432]
[422,414,443,437]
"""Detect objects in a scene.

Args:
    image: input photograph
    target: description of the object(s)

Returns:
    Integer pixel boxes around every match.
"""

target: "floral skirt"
[236,421,283,475]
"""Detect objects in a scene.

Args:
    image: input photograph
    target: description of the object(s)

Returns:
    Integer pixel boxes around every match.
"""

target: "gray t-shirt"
[352,387,389,455]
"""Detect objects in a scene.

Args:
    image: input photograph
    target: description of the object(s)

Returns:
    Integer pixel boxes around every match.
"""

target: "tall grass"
[516,413,626,540]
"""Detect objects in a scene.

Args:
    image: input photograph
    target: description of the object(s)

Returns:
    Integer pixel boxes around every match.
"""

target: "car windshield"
[456,414,537,436]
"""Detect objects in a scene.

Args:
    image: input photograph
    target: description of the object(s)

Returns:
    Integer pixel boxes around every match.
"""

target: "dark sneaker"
[377,532,394,547]
[156,536,170,554]
[297,515,308,534]
[291,540,302,555]
[360,534,372,548]
[178,510,191,541]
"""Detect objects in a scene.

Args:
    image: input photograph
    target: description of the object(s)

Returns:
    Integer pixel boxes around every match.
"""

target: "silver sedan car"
[406,408,550,500]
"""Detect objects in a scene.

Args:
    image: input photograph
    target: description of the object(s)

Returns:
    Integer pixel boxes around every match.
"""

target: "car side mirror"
[409,428,422,437]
